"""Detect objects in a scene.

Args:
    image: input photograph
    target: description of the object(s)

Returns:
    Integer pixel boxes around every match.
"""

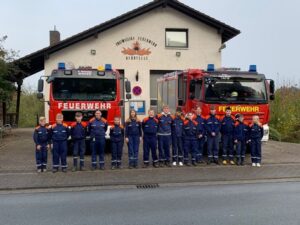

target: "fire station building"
[17,0,240,121]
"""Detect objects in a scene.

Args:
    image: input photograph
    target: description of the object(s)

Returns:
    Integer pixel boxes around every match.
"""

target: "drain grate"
[136,183,160,189]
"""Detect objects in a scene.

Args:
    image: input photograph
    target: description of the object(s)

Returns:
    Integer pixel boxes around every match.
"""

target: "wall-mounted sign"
[129,101,146,115]
[115,36,157,60]
[132,86,142,96]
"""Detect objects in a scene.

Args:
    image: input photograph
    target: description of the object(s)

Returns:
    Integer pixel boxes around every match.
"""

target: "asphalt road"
[0,182,299,225]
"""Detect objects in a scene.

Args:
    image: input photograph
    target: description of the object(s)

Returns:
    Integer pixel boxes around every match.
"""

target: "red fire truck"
[157,64,275,141]
[37,63,131,138]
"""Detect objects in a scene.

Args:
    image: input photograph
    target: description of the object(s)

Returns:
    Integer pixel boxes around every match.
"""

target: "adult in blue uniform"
[183,112,199,166]
[194,106,206,164]
[249,115,264,167]
[142,109,159,168]
[88,110,108,170]
[125,109,142,169]
[49,113,70,173]
[110,117,124,170]
[157,105,173,167]
[220,107,235,165]
[70,112,87,171]
[206,105,221,165]
[171,108,184,166]
[233,114,249,166]
[33,116,50,173]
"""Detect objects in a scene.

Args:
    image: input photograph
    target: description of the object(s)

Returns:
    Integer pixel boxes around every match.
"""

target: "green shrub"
[269,126,281,141]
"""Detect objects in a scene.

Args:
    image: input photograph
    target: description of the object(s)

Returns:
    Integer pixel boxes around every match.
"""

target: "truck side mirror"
[37,92,44,99]
[125,80,131,93]
[270,80,275,94]
[190,80,196,92]
[38,79,44,92]
[126,93,132,100]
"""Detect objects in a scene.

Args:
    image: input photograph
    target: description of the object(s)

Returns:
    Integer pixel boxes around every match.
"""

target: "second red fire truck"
[157,64,275,141]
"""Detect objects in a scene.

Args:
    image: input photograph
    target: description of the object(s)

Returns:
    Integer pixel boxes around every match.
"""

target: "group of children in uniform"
[33,106,264,173]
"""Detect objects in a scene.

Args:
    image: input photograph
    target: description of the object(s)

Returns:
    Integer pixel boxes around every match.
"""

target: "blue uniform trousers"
[207,136,219,160]
[127,135,140,167]
[111,141,123,167]
[73,139,85,168]
[52,141,67,169]
[183,139,197,163]
[172,136,183,163]
[143,135,158,164]
[91,137,105,168]
[222,134,234,160]
[196,137,205,162]
[158,135,171,163]
[35,145,48,170]
[251,138,262,163]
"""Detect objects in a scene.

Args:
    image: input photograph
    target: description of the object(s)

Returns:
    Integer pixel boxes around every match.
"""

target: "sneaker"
[184,162,191,167]
[165,162,171,167]
[72,167,77,172]
[172,162,177,166]
[111,166,116,170]
[52,168,58,173]
[256,163,261,167]
[153,163,159,168]
[178,162,184,167]
[222,160,227,165]
[252,163,256,167]
[229,160,235,165]
[99,165,105,170]
[37,169,42,173]
[62,168,67,173]
[214,159,220,165]
[159,162,164,168]
[192,161,197,167]
[207,160,212,165]
[43,168,47,172]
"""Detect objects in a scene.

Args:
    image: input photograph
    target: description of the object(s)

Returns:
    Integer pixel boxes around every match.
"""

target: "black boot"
[214,159,220,165]
[241,158,245,166]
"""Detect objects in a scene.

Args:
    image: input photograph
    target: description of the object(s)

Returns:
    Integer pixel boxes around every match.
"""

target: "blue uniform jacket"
[70,122,87,140]
[157,113,172,135]
[194,115,206,136]
[183,119,199,140]
[50,123,70,142]
[125,118,142,137]
[88,117,108,138]
[33,125,50,145]
[171,116,184,137]
[205,115,221,136]
[142,117,158,136]
[109,125,124,142]
[220,115,235,135]
[249,123,264,140]
[233,121,249,141]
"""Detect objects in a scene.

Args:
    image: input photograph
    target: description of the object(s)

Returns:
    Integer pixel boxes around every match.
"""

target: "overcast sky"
[1,0,300,89]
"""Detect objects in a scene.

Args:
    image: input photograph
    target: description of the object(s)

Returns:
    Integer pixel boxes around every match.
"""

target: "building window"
[165,29,188,48]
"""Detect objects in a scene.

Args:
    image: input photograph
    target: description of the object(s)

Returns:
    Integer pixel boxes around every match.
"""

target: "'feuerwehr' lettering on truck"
[57,102,112,110]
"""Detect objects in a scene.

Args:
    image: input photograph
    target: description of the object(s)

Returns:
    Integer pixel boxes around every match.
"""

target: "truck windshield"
[52,78,116,101]
[204,78,267,103]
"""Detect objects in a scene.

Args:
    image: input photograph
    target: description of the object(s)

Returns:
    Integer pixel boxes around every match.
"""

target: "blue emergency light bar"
[249,65,257,72]
[105,64,112,71]
[58,62,65,70]
[207,64,215,72]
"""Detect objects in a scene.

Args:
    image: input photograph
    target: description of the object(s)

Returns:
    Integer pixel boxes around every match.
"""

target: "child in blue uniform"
[171,108,184,166]
[249,115,264,167]
[142,109,159,168]
[194,106,206,164]
[49,113,70,173]
[110,117,124,170]
[206,105,221,165]
[220,107,235,165]
[33,117,50,173]
[183,112,199,166]
[233,114,249,166]
[125,109,142,169]
[70,112,87,172]
[88,110,108,170]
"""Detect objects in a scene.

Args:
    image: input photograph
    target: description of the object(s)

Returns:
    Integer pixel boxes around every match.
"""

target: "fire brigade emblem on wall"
[115,36,157,60]
[122,41,151,56]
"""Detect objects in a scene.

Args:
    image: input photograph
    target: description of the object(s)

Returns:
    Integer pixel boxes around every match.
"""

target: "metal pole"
[15,79,23,127]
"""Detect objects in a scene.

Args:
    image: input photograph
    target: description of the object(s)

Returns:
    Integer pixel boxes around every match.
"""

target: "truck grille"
[62,110,108,122]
